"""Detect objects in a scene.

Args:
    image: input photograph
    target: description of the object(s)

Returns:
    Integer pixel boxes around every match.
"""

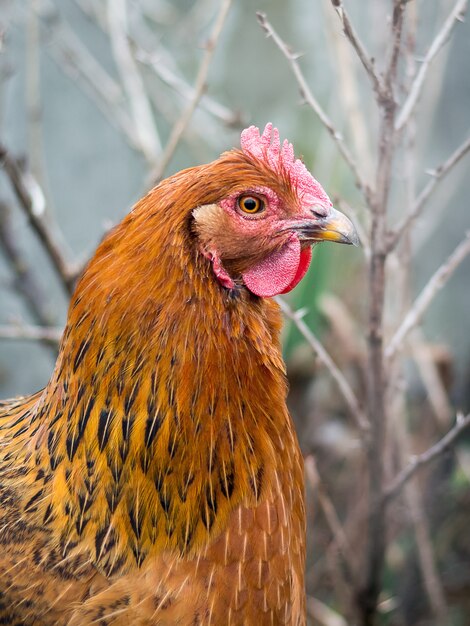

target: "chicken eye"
[238,195,264,214]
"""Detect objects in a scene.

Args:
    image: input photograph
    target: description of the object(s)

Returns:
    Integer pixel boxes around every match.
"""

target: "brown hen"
[0,124,357,625]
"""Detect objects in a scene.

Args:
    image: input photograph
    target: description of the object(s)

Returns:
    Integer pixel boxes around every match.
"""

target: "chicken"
[0,123,357,625]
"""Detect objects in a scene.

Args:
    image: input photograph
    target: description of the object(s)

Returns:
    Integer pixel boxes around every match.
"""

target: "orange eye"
[237,195,265,214]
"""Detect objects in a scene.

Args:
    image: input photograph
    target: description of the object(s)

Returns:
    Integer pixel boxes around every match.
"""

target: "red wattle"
[280,246,312,294]
[242,235,312,298]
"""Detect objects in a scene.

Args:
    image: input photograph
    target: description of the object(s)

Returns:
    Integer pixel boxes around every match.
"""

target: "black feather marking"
[122,413,135,443]
[145,412,163,448]
[129,507,142,540]
[73,337,92,372]
[106,554,126,577]
[167,381,175,407]
[159,491,171,516]
[96,344,106,365]
[77,383,86,404]
[249,464,264,501]
[124,382,139,414]
[75,310,90,329]
[180,517,197,552]
[49,409,64,429]
[177,471,194,502]
[50,453,63,470]
[219,463,235,499]
[78,491,92,515]
[140,451,151,473]
[117,370,125,396]
[119,441,129,464]
[105,485,122,513]
[109,460,123,484]
[207,448,218,473]
[165,517,175,538]
[12,424,28,438]
[201,502,215,531]
[67,397,95,460]
[154,468,164,491]
[6,411,29,429]
[225,421,236,453]
[78,397,95,439]
[97,408,113,451]
[24,489,44,512]
[132,544,146,567]
[95,526,109,558]
[75,515,90,536]
[168,432,178,459]
[206,484,218,515]
[47,428,57,457]
[43,502,54,524]
[147,396,156,418]
[65,433,78,462]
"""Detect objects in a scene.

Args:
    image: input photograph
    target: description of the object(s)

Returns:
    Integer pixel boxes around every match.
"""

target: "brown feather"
[0,148,306,624]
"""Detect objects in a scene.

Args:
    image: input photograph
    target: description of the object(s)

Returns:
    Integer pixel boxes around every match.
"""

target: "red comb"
[240,123,332,208]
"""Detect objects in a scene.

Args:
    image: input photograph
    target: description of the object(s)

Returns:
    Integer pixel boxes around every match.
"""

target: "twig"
[276,297,369,434]
[0,201,56,328]
[148,0,233,184]
[410,331,453,428]
[384,413,470,503]
[386,231,470,360]
[329,0,384,99]
[389,385,449,622]
[0,144,76,295]
[359,3,406,622]
[305,456,357,585]
[256,12,371,204]
[0,323,63,345]
[395,0,468,132]
[307,595,348,626]
[135,47,241,127]
[36,4,142,154]
[107,0,161,163]
[388,135,470,252]
[322,0,374,181]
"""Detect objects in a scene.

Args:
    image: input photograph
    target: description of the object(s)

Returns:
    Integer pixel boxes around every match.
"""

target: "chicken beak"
[297,206,360,246]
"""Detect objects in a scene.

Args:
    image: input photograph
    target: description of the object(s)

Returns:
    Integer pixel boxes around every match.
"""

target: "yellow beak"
[291,206,360,246]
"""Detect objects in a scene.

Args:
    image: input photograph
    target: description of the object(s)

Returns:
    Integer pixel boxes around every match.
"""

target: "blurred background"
[1,1,469,624]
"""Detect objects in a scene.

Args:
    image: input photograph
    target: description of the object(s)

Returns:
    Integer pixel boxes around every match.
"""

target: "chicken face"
[193,124,358,298]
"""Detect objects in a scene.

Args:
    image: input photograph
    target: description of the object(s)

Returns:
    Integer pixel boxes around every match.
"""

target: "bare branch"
[395,0,468,132]
[307,595,348,626]
[0,323,62,346]
[35,3,142,154]
[386,231,470,360]
[135,47,241,127]
[384,413,470,503]
[148,0,233,184]
[0,201,55,328]
[388,135,470,252]
[276,297,369,434]
[389,387,449,621]
[305,456,357,585]
[410,331,453,428]
[329,1,384,99]
[256,12,371,203]
[107,0,161,163]
[0,145,76,295]
[359,3,406,621]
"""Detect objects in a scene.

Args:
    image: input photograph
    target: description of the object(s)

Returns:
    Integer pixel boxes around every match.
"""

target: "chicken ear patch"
[242,235,312,297]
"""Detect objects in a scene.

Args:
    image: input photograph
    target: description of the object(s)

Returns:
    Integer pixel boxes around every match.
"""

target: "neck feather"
[14,191,298,574]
